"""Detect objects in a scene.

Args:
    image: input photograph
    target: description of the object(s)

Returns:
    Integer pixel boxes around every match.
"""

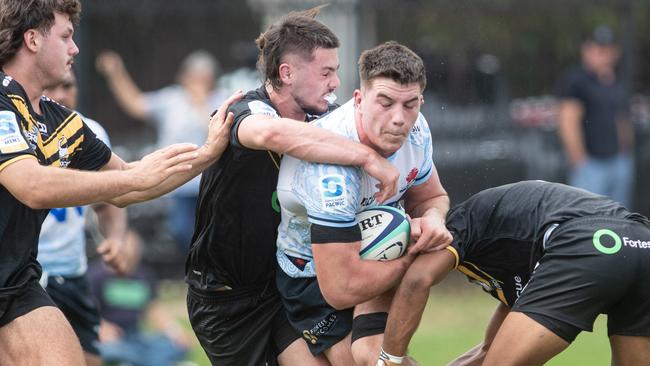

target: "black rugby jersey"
[0,72,111,297]
[446,180,632,306]
[185,86,336,290]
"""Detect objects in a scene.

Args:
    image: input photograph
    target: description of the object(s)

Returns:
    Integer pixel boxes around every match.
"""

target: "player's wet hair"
[255,5,339,91]
[0,0,81,67]
[358,41,427,91]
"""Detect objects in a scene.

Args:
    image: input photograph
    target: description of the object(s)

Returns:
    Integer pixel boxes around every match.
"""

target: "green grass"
[160,275,611,365]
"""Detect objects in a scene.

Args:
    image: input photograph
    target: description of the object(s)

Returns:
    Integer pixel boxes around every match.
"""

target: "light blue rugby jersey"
[37,114,111,277]
[276,99,434,278]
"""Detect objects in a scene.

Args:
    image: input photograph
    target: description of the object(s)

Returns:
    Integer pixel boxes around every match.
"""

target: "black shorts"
[275,269,354,356]
[45,275,100,355]
[0,279,55,327]
[187,280,299,366]
[513,216,650,342]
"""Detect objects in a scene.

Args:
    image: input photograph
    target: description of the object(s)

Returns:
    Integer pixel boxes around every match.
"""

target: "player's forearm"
[109,145,215,207]
[93,203,128,241]
[265,118,377,167]
[383,250,455,357]
[407,194,449,222]
[447,343,488,366]
[13,164,141,209]
[321,257,411,310]
[382,270,431,357]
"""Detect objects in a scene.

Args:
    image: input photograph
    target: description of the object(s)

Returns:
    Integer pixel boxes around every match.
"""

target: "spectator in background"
[39,70,129,366]
[557,26,634,208]
[96,50,225,252]
[88,230,191,366]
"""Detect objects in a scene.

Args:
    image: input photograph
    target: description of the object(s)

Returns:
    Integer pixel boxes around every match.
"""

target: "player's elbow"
[402,267,440,294]
[254,123,284,151]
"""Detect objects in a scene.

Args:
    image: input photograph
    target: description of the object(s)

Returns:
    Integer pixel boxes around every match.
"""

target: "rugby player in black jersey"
[377,180,650,366]
[0,1,241,364]
[185,7,402,366]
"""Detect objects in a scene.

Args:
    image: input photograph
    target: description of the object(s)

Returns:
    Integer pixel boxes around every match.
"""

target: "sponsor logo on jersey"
[0,111,29,154]
[2,75,12,87]
[25,125,38,150]
[58,135,70,167]
[319,174,347,210]
[592,228,622,254]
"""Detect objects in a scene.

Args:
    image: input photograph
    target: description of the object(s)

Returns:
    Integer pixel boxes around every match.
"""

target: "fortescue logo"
[593,229,622,254]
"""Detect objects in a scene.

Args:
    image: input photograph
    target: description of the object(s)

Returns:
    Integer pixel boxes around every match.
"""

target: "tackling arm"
[238,114,399,203]
[381,249,456,360]
[0,143,197,209]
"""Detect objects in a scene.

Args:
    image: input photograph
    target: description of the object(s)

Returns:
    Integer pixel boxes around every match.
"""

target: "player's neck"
[266,84,306,121]
[3,59,45,114]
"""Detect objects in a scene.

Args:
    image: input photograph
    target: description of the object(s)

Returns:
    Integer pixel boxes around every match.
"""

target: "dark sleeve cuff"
[311,223,361,244]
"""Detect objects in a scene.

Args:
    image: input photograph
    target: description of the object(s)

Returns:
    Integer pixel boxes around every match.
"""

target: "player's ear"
[353,89,363,109]
[24,29,42,52]
[279,63,292,85]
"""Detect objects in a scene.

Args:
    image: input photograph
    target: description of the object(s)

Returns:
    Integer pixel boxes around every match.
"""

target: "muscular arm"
[447,303,509,366]
[404,168,452,253]
[0,144,197,209]
[557,99,586,167]
[312,241,414,310]
[96,51,149,120]
[238,114,399,202]
[382,250,456,359]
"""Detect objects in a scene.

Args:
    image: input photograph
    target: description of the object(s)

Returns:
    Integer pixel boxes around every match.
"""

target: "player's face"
[290,47,340,115]
[36,12,79,89]
[355,78,423,157]
[44,74,77,109]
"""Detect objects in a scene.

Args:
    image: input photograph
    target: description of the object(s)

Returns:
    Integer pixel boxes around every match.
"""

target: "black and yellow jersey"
[186,86,337,291]
[444,180,632,307]
[0,72,111,297]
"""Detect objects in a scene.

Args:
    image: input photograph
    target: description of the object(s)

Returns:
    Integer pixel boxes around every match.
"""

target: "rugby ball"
[357,206,410,261]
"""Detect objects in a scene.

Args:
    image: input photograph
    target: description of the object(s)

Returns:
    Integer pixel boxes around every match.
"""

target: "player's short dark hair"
[255,5,340,91]
[0,0,81,67]
[358,41,427,91]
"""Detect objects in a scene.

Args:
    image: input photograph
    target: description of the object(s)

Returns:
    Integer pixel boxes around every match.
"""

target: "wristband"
[378,347,404,365]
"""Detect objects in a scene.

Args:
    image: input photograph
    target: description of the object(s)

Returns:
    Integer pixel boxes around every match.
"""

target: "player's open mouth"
[323,93,337,104]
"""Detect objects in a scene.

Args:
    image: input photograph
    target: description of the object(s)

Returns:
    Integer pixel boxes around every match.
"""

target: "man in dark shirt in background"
[557,26,634,208]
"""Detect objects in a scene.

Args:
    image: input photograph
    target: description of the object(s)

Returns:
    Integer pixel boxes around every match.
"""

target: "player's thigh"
[323,332,356,366]
[483,311,569,366]
[610,335,650,366]
[0,305,84,366]
[278,338,331,366]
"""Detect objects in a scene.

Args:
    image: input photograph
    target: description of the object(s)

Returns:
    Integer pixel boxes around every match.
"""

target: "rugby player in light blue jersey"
[275,41,452,366]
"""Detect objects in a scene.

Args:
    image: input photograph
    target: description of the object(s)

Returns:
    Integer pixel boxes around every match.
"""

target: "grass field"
[160,272,611,365]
